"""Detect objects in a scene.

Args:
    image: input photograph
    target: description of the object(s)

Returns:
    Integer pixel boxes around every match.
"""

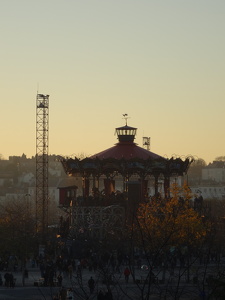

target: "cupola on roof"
[115,125,137,143]
[90,120,163,160]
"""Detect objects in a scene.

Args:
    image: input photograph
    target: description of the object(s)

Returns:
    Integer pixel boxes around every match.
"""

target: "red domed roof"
[90,123,164,160]
[90,142,163,160]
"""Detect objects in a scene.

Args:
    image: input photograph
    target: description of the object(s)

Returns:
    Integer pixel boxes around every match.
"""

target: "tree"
[121,183,209,299]
[0,197,37,261]
[136,183,206,253]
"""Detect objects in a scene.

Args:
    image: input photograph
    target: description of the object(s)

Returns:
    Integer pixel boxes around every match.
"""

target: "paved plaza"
[0,260,224,299]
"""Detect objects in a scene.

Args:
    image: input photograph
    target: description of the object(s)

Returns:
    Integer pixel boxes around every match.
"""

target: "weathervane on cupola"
[122,113,130,126]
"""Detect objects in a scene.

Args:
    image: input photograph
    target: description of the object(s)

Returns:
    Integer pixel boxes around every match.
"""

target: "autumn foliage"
[136,183,207,252]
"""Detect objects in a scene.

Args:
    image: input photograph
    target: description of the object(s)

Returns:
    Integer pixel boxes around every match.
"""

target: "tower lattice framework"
[36,93,49,241]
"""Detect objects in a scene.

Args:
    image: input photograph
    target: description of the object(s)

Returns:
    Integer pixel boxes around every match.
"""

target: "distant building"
[202,161,225,183]
[190,185,225,200]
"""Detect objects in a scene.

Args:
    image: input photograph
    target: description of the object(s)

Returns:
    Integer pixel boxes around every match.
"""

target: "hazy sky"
[1,1,225,164]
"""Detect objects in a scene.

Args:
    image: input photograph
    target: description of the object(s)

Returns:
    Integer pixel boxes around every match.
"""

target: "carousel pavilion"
[59,121,192,240]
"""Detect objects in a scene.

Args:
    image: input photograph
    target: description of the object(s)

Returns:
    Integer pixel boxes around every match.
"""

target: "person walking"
[124,267,131,283]
[57,273,63,287]
[4,272,10,287]
[88,276,95,294]
[9,273,14,288]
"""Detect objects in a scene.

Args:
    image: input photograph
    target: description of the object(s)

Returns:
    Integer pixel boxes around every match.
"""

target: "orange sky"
[1,1,225,164]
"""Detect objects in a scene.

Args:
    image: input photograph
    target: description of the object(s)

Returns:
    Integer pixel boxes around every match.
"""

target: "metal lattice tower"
[36,93,49,242]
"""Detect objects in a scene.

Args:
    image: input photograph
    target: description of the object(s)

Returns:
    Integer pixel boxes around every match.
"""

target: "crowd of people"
[0,252,134,299]
[39,253,133,300]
